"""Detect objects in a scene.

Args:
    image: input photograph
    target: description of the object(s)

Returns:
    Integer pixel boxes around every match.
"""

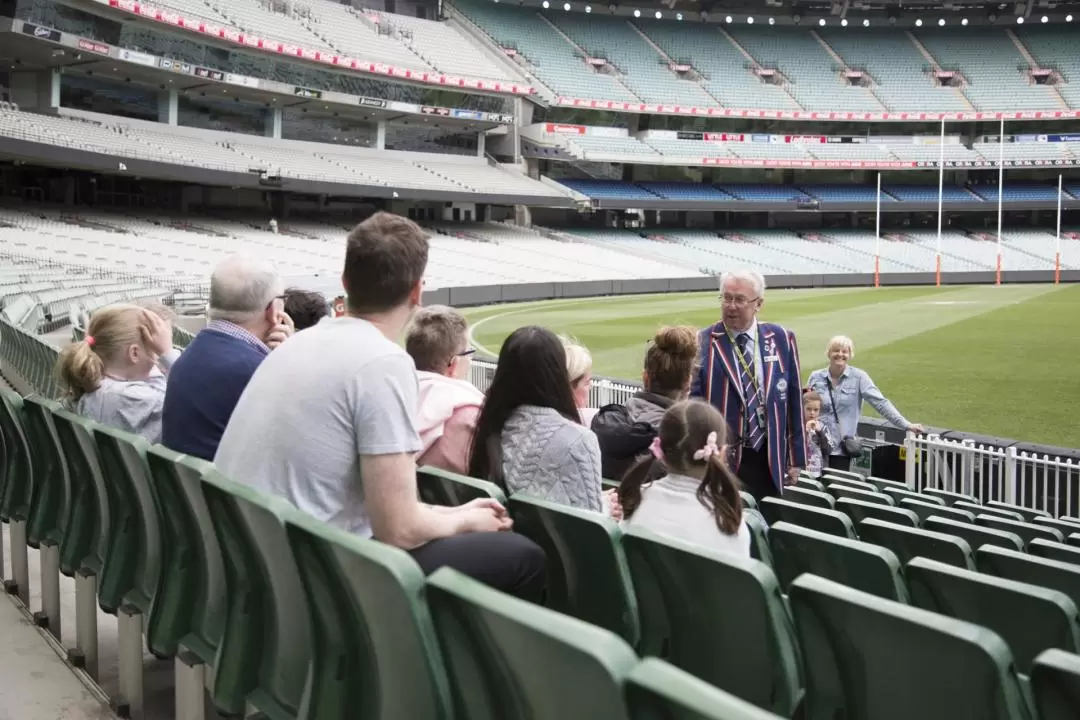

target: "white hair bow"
[694,431,720,461]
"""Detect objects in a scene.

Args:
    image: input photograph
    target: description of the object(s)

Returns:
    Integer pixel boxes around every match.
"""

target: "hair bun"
[653,325,698,358]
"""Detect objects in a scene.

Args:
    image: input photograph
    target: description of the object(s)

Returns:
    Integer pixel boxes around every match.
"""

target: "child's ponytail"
[55,339,105,401]
[697,454,744,535]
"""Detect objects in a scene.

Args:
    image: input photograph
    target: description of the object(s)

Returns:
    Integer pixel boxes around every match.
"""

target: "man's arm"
[689,327,711,399]
[785,329,807,471]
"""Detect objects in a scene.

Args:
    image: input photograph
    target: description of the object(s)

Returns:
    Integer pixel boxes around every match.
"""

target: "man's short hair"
[343,212,429,314]
[209,255,282,323]
[405,305,468,372]
[719,269,767,298]
[283,288,331,331]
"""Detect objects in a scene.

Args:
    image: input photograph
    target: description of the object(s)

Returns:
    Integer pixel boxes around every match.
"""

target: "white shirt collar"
[727,319,758,341]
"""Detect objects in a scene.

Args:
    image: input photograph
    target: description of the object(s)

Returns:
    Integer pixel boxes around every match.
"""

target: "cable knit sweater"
[500,405,603,512]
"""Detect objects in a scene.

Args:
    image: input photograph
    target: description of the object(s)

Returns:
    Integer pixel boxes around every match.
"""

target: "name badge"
[764,355,780,363]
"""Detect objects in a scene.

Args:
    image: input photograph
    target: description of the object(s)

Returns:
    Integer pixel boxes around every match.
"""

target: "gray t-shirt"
[214,317,422,537]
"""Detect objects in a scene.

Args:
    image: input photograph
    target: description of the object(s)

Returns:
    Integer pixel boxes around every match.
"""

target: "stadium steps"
[904,30,977,112]
[817,233,923,271]
[1005,29,1071,110]
[809,30,890,113]
[718,27,806,111]
[627,21,727,107]
[537,12,646,103]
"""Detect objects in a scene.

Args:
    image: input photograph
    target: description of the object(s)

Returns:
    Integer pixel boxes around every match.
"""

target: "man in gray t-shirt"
[214,212,546,601]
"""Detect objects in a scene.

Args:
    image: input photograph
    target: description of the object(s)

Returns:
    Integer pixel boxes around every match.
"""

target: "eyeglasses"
[720,294,762,309]
[448,348,476,366]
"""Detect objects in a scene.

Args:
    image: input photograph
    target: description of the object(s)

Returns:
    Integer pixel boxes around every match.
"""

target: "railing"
[470,358,639,407]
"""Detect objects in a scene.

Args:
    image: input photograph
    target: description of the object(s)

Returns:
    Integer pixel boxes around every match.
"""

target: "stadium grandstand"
[2,0,1080,717]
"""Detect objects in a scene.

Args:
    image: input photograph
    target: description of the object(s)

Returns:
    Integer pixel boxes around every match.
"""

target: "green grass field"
[460,283,1080,449]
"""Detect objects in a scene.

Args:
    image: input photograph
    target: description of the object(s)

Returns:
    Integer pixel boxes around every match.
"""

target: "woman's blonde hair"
[55,304,146,400]
[826,335,856,359]
[560,335,593,387]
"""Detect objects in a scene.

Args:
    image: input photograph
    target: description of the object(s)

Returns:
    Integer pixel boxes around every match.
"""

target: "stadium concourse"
[4,0,1080,716]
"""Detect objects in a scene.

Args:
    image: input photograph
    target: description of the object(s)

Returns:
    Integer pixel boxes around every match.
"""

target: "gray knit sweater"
[500,405,603,512]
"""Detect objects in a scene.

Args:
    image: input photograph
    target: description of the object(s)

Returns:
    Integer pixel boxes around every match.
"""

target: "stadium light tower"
[935,117,945,287]
[996,117,1005,286]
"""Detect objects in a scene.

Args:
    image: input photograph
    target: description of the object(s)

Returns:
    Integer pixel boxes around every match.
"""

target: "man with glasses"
[404,305,485,475]
[691,269,806,500]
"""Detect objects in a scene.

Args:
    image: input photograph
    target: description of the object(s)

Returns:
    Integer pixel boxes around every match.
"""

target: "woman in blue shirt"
[806,335,924,472]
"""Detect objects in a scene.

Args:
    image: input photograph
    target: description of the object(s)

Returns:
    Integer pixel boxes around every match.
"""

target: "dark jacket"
[590,391,675,483]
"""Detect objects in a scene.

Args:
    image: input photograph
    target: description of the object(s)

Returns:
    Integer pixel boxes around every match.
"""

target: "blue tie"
[738,333,765,451]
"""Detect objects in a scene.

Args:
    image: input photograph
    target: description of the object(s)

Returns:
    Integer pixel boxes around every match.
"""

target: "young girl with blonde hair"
[55,304,178,442]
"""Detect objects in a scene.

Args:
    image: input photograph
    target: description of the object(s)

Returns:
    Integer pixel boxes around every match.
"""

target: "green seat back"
[836,498,919,528]
[822,469,862,483]
[508,494,638,646]
[883,486,939,507]
[21,396,69,550]
[51,410,109,577]
[865,476,909,493]
[830,485,893,506]
[822,478,874,496]
[976,514,1064,548]
[144,448,224,663]
[977,546,1080,617]
[987,500,1050,523]
[907,557,1080,675]
[745,512,773,567]
[283,506,453,720]
[740,491,758,512]
[921,488,977,506]
[956,500,1023,522]
[1034,517,1080,540]
[794,478,825,493]
[781,486,835,510]
[621,525,802,716]
[899,498,976,525]
[1070,534,1080,549]
[201,470,311,718]
[789,573,1035,720]
[92,426,162,618]
[1031,649,1080,720]
[770,522,908,601]
[1030,539,1080,568]
[925,516,1024,553]
[0,389,33,523]
[858,518,975,570]
[417,466,507,507]
[760,498,856,539]
[426,566,637,720]
[625,658,787,720]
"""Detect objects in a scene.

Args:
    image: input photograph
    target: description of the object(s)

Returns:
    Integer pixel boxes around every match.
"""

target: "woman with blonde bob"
[561,335,597,425]
[806,334,924,472]
[55,304,178,443]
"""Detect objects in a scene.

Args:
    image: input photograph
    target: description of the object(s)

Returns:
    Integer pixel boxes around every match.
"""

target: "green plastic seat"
[822,469,863,483]
[21,396,69,553]
[956,500,1023,522]
[508,494,638,646]
[282,506,454,720]
[822,478,876,495]
[830,484,893,506]
[426,566,637,720]
[864,476,909,493]
[978,546,1080,616]
[987,500,1050,523]
[925,516,1024,553]
[794,478,825,493]
[745,512,773,567]
[837,498,919,528]
[760,497,856,539]
[740,491,758,512]
[92,427,162,619]
[621,524,802,716]
[50,410,109,579]
[1070,534,1080,549]
[921,488,978,506]
[143,448,224,664]
[976,514,1065,548]
[201,469,311,719]
[1035,517,1080,540]
[625,657,787,720]
[781,486,835,510]
[908,557,1080,675]
[770,521,908,601]
[857,518,976,570]
[1030,539,1080,568]
[1031,649,1080,720]
[417,466,507,507]
[899,498,977,525]
[0,389,33,604]
[884,486,940,507]
[789,573,1035,720]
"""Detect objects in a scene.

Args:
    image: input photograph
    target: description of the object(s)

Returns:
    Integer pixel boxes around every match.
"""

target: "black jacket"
[590,391,675,483]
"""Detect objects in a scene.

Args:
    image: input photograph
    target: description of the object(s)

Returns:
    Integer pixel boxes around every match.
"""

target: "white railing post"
[904,435,917,490]
[1004,446,1018,506]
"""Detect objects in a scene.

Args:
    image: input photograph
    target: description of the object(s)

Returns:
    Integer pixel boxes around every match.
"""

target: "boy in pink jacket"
[405,306,485,474]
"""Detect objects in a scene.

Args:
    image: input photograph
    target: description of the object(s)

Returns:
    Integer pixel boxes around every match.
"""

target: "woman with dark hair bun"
[468,325,606,513]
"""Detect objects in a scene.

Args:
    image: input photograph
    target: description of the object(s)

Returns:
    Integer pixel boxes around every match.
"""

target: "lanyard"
[728,332,763,399]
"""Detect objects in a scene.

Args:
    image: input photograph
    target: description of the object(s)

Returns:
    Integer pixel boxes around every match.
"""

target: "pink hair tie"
[85,335,96,347]
[693,431,720,462]
[649,436,665,461]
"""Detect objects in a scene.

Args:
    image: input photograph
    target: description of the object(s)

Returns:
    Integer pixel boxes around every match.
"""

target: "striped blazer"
[690,321,807,494]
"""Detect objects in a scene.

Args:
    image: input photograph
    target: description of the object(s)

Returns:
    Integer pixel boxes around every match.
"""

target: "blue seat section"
[717,185,813,202]
[799,185,897,203]
[636,183,736,201]
[969,184,1063,202]
[559,180,662,201]
[884,185,981,202]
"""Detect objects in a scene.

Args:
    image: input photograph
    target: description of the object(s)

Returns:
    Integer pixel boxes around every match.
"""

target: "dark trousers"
[737,444,778,503]
[409,531,547,603]
[828,455,853,473]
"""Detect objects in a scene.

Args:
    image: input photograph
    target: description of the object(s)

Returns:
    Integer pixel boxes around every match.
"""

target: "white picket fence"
[904,434,1080,518]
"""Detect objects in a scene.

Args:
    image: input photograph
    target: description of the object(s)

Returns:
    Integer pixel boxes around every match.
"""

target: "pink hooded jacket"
[415,370,485,475]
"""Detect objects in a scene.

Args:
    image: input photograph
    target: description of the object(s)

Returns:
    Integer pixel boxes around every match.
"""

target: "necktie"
[738,333,765,451]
